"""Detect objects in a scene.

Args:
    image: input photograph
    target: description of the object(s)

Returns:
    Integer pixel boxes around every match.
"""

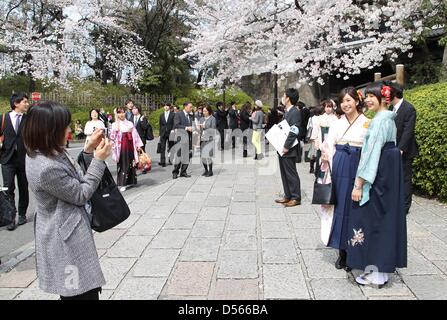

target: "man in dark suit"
[275,88,302,207]
[215,101,228,150]
[390,82,419,215]
[172,102,193,179]
[159,103,175,167]
[228,102,239,149]
[0,93,30,230]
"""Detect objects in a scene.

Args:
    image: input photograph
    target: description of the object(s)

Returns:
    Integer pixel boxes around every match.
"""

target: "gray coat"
[26,151,106,297]
[199,115,217,141]
[251,111,264,130]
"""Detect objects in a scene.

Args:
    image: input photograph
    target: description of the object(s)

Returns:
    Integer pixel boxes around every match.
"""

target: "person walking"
[275,88,302,207]
[172,102,194,179]
[320,87,369,271]
[23,101,112,300]
[84,109,106,146]
[0,93,30,230]
[251,100,265,160]
[159,103,175,167]
[198,105,217,177]
[124,99,134,121]
[239,102,252,158]
[129,104,150,174]
[389,82,419,215]
[110,106,143,192]
[349,82,407,287]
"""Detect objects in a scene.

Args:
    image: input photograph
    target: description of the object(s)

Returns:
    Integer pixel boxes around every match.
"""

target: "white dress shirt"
[393,98,404,114]
[10,110,23,133]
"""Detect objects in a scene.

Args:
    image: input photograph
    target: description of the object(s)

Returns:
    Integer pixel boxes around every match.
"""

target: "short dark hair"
[203,105,214,116]
[89,109,100,120]
[23,101,71,157]
[230,101,236,106]
[390,82,404,100]
[10,93,29,110]
[125,99,133,105]
[164,102,172,107]
[183,102,191,108]
[132,104,142,114]
[216,101,224,108]
[365,82,385,104]
[285,88,299,105]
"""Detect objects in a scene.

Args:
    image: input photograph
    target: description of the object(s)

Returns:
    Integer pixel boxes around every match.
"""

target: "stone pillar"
[396,64,405,86]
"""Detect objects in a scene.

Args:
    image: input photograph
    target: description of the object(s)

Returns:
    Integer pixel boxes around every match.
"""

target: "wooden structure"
[356,64,405,90]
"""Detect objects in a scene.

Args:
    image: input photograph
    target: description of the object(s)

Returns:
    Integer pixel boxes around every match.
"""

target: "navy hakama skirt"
[327,144,362,250]
[346,142,407,273]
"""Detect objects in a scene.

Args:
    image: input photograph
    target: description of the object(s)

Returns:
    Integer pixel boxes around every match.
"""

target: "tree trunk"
[443,45,447,68]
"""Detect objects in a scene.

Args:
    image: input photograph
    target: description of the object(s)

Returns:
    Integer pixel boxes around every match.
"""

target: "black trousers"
[218,128,225,150]
[1,152,29,218]
[402,156,414,214]
[160,135,169,164]
[172,134,192,176]
[60,287,101,300]
[278,155,301,200]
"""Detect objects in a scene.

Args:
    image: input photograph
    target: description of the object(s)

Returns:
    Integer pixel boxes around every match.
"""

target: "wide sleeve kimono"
[110,119,144,163]
[321,114,369,174]
[356,111,397,206]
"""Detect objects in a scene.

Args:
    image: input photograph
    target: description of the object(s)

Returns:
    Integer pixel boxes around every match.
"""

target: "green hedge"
[406,81,447,202]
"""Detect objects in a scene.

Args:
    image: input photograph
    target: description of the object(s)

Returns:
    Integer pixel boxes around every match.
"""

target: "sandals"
[355,273,388,289]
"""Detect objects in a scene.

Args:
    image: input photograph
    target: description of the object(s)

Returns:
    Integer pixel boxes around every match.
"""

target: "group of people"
[0,79,418,299]
[299,82,417,287]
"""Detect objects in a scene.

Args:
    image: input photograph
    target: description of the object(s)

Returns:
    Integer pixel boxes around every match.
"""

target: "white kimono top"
[310,113,339,150]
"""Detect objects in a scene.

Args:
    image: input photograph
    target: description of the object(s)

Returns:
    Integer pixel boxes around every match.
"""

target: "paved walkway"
[1,146,447,300]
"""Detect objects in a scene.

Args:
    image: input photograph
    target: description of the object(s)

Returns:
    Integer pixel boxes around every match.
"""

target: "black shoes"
[18,216,27,225]
[335,250,351,271]
[180,173,191,178]
[173,173,178,179]
[7,221,16,231]
[159,162,166,167]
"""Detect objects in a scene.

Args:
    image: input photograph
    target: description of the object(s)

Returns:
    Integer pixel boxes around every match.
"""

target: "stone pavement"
[1,146,447,300]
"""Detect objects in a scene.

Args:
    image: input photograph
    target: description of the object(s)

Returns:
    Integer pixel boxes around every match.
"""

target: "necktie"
[15,114,21,133]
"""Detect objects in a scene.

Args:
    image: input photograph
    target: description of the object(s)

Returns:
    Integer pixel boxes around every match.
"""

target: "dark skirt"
[346,142,407,273]
[327,144,362,250]
[200,139,214,163]
[117,132,137,187]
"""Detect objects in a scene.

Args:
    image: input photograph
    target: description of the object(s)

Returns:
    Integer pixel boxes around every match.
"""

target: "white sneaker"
[119,186,127,192]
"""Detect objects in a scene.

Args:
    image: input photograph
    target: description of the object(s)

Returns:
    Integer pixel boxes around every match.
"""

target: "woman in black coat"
[240,102,252,158]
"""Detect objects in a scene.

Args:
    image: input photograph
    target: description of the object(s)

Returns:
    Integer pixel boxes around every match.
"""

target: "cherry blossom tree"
[0,0,151,89]
[182,0,437,87]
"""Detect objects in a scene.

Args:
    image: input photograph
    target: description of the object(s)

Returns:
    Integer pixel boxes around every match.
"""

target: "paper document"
[265,120,299,156]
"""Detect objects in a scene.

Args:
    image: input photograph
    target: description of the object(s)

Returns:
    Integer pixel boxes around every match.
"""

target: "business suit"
[278,106,302,201]
[130,114,149,151]
[172,111,193,176]
[394,99,419,214]
[159,111,174,165]
[215,108,229,150]
[229,108,238,148]
[0,112,29,222]
[26,151,106,297]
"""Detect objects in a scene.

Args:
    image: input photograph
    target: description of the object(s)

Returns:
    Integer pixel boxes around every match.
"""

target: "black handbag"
[311,164,336,205]
[156,142,161,154]
[77,153,130,232]
[146,124,154,141]
[0,190,15,227]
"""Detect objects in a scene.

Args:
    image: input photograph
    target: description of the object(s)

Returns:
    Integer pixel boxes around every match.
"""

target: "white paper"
[265,120,298,156]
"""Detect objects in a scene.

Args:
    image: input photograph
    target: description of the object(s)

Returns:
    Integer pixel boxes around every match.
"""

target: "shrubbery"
[406,81,447,202]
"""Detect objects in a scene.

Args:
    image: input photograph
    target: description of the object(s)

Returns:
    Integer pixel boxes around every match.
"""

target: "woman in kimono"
[348,82,407,287]
[320,87,369,271]
[110,106,144,192]
[310,100,338,179]
[198,105,217,177]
